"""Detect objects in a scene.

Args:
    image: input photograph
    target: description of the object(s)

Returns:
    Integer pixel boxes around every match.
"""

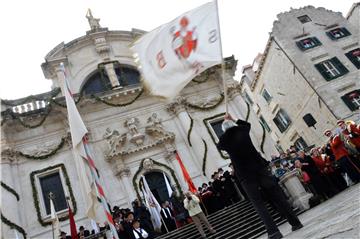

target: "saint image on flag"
[132,1,222,99]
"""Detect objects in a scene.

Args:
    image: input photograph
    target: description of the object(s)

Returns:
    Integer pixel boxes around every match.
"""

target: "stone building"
[0,12,277,238]
[240,5,360,152]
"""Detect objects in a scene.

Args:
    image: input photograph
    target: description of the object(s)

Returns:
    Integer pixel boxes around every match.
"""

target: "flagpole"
[214,0,228,114]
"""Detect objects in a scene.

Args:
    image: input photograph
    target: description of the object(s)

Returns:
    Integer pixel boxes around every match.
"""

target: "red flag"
[69,205,78,239]
[175,151,197,193]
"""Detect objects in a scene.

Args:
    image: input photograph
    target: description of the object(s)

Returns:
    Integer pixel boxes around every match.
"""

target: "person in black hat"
[217,113,303,239]
[78,226,90,239]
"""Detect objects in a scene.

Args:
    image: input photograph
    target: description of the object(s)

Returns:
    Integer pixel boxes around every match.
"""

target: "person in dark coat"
[217,114,303,239]
[160,201,177,232]
[132,199,154,236]
[297,151,336,199]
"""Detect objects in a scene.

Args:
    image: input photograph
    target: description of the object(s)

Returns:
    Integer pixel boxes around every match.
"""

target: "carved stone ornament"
[166,96,186,115]
[124,117,145,146]
[227,80,242,99]
[117,166,131,178]
[1,147,17,162]
[186,94,223,108]
[143,158,154,172]
[104,115,175,161]
[103,128,127,156]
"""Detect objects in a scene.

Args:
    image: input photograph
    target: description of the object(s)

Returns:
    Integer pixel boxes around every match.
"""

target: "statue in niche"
[103,128,126,155]
[86,9,101,30]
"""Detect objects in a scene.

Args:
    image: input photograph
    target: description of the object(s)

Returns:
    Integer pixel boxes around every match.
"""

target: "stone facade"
[0,14,277,239]
[240,5,360,151]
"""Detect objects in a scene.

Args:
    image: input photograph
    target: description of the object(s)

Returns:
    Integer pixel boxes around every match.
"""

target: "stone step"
[157,200,286,239]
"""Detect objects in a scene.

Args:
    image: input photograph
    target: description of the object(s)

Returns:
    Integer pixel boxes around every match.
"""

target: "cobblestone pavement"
[258,184,360,239]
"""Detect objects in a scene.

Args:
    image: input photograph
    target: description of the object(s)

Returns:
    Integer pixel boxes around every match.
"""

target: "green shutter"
[326,31,335,40]
[273,116,285,133]
[312,37,322,46]
[331,57,349,75]
[315,62,332,80]
[341,27,351,36]
[341,94,357,111]
[296,41,305,51]
[346,49,360,69]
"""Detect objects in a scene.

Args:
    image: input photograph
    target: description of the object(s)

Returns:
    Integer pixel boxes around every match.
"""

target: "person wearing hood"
[217,113,303,239]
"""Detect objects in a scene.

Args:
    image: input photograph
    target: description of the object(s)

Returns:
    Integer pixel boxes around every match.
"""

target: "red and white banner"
[132,1,222,99]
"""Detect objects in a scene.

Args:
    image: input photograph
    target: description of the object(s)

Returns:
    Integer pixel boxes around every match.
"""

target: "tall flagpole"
[215,0,228,114]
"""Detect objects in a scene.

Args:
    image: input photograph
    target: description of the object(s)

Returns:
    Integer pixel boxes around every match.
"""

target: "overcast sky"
[0,0,354,100]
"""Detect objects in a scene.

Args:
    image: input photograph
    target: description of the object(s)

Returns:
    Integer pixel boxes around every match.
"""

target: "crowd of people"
[60,118,360,239]
[270,119,360,204]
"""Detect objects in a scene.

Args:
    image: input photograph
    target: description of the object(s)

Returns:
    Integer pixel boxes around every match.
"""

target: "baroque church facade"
[0,13,277,238]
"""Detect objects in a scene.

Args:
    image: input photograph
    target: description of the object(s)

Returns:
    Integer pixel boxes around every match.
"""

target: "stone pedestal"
[279,170,313,210]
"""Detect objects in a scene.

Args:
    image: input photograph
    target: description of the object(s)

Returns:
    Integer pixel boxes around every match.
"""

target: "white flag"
[132,1,222,99]
[50,198,61,237]
[163,172,173,198]
[60,63,98,219]
[141,176,162,230]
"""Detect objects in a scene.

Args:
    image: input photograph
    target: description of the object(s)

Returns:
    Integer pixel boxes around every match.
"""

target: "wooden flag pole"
[215,0,228,115]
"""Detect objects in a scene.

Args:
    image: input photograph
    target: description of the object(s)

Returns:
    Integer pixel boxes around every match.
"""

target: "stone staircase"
[156,200,300,239]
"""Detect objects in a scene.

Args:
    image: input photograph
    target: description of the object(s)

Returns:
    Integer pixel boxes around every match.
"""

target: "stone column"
[166,98,206,176]
[279,170,313,210]
[227,82,247,121]
[1,154,24,239]
[115,160,136,203]
[103,63,120,88]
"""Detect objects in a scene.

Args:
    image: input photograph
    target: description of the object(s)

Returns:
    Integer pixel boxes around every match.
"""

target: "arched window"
[115,67,140,86]
[82,71,112,95]
[82,64,140,95]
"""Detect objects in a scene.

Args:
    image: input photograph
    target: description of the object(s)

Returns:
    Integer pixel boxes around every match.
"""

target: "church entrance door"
[144,172,170,204]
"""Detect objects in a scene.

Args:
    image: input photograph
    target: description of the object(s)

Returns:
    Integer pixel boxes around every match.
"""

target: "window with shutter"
[259,115,271,132]
[273,109,291,133]
[262,88,272,103]
[345,48,360,69]
[341,89,360,111]
[294,137,308,151]
[243,91,254,105]
[296,37,322,51]
[326,27,351,40]
[314,57,348,81]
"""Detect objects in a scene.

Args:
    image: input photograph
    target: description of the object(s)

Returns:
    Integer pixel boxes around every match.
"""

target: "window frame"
[261,88,273,104]
[294,137,308,151]
[296,37,322,51]
[30,164,76,225]
[259,115,271,132]
[326,27,351,40]
[273,109,292,133]
[36,168,68,218]
[203,113,229,159]
[314,57,349,81]
[297,15,312,24]
[345,48,360,69]
[243,91,254,105]
[341,89,360,111]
